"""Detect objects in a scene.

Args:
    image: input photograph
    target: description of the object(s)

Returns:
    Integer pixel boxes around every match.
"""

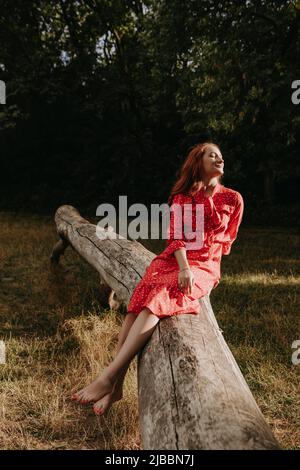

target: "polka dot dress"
[127,182,244,319]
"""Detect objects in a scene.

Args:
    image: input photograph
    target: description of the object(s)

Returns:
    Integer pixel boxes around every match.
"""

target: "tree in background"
[0,0,299,223]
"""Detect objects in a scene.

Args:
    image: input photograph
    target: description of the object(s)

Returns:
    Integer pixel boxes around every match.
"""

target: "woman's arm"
[163,193,189,262]
[164,193,194,293]
[174,248,194,294]
[174,247,190,270]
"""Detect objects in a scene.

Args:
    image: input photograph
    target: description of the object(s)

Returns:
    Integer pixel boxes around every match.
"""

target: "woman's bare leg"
[71,312,137,405]
[91,313,138,413]
[72,308,160,410]
[110,312,138,390]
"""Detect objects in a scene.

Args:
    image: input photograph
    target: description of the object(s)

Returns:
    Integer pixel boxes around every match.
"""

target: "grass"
[0,212,299,449]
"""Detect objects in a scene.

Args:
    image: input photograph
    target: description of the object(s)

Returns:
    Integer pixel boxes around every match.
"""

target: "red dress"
[127,182,244,319]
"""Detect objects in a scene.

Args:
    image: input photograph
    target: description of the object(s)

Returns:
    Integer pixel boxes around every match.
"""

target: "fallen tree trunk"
[50,205,155,309]
[51,204,281,450]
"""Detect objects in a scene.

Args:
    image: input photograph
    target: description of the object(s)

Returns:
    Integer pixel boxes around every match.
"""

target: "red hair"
[167,142,224,205]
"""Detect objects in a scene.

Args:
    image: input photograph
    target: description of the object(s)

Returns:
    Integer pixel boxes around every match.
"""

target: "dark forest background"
[0,0,299,226]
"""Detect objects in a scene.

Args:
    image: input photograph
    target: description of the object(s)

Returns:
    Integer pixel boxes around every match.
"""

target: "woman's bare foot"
[93,386,123,416]
[71,373,116,404]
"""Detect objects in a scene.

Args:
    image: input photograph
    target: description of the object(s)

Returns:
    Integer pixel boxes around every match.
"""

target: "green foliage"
[0,1,299,214]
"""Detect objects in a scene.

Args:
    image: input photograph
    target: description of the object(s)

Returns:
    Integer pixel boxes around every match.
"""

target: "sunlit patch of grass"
[224,272,299,286]
[0,212,299,449]
[0,310,140,450]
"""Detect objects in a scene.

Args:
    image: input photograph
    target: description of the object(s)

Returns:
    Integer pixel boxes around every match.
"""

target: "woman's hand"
[178,268,194,295]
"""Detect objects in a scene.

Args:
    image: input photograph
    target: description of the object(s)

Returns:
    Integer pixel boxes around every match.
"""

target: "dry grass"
[0,315,141,450]
[0,213,299,449]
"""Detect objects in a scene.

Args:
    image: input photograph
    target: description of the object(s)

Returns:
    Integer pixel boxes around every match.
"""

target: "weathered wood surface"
[51,204,281,450]
[137,297,281,450]
[51,204,156,309]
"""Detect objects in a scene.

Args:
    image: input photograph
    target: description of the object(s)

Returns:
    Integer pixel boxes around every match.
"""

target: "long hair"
[167,142,224,205]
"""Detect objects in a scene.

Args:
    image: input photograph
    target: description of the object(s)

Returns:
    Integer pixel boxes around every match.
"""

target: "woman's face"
[201,145,224,177]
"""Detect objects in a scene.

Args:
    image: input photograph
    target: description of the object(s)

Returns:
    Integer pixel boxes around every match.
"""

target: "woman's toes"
[71,391,81,401]
[78,394,91,404]
[93,395,110,416]
[93,388,123,416]
[71,389,89,404]
[93,403,104,415]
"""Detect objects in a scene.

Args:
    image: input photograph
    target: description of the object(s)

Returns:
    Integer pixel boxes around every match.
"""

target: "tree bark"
[138,297,280,449]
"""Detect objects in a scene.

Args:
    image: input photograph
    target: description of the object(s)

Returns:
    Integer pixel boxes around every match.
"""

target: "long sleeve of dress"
[162,193,187,257]
[222,192,244,255]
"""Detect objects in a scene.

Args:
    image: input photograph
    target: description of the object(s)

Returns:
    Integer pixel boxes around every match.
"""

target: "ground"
[0,212,299,449]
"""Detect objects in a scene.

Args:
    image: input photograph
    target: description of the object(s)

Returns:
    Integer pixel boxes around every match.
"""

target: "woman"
[71,142,244,416]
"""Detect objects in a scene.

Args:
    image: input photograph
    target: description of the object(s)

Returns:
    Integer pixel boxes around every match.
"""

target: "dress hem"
[126,304,201,319]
